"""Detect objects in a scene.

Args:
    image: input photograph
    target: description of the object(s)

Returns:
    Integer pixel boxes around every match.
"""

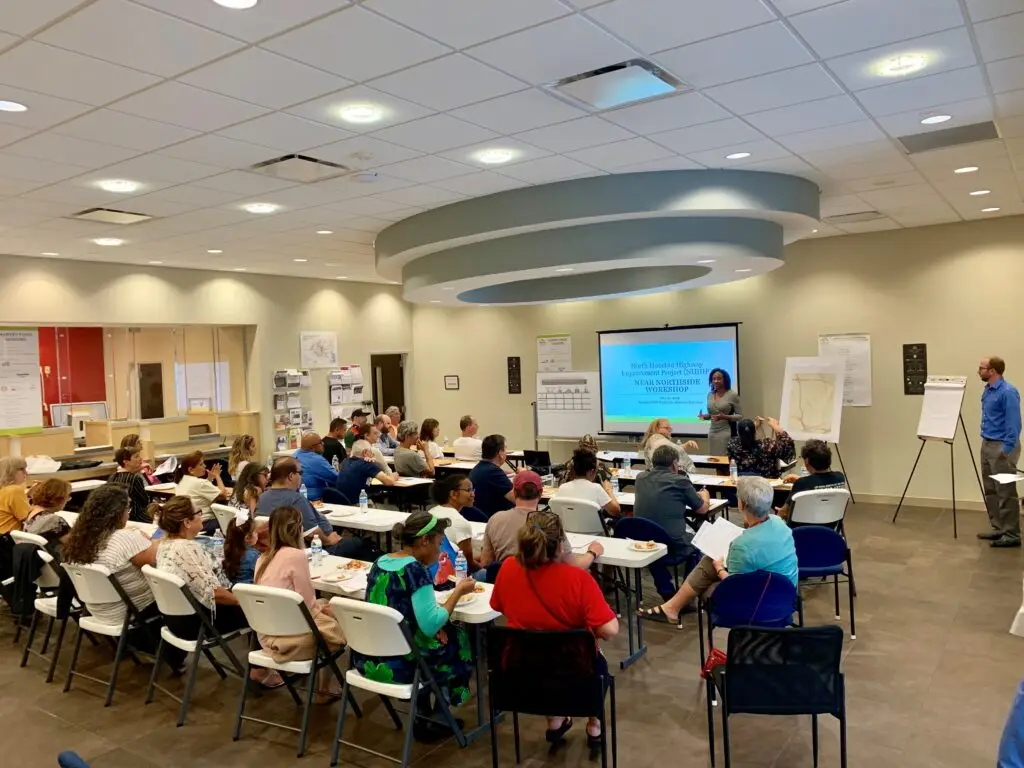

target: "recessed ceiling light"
[812,229,819,233]
[97,179,139,193]
[875,53,928,77]
[920,114,951,125]
[293,258,308,263]
[41,252,59,256]
[243,202,278,214]
[213,0,258,8]
[233,268,247,272]
[148,260,163,265]
[0,100,27,112]
[554,267,574,273]
[982,207,1001,213]
[207,249,223,254]
[475,148,515,165]
[92,238,124,247]
[954,166,979,174]
[735,268,752,273]
[725,152,751,160]
[335,276,347,280]
[970,189,991,196]
[338,103,383,124]
[442,287,455,290]
[316,230,333,235]
[696,259,715,264]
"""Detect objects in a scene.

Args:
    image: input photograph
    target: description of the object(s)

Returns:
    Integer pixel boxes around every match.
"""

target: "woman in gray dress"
[699,368,741,456]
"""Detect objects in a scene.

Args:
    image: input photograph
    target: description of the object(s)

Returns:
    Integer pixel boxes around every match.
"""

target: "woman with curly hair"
[24,478,72,554]
[228,434,257,479]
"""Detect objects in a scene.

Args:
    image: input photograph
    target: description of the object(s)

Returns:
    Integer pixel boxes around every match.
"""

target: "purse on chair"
[699,573,773,680]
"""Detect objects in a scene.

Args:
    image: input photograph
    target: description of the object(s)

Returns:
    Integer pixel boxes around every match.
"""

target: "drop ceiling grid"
[0,0,1019,278]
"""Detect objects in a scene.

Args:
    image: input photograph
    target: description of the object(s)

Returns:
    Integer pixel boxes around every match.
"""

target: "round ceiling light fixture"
[243,202,279,214]
[93,238,124,247]
[338,103,383,124]
[213,0,258,9]
[475,148,515,165]
[0,100,27,112]
[97,179,139,193]
[920,114,951,125]
[875,53,928,77]
[725,152,751,160]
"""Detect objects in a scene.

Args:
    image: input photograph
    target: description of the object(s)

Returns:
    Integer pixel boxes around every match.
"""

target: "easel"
[891,412,984,539]
[831,443,855,503]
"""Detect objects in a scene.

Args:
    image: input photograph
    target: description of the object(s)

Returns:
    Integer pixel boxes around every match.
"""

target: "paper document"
[691,517,744,561]
[991,473,1024,485]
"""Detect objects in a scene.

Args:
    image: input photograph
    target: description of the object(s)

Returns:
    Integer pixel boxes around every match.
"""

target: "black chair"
[460,505,488,524]
[793,526,856,638]
[322,487,351,506]
[486,627,616,768]
[205,458,231,486]
[708,625,847,768]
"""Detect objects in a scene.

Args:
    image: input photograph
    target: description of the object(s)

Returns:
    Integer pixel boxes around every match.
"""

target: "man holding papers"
[639,477,797,627]
[978,357,1022,548]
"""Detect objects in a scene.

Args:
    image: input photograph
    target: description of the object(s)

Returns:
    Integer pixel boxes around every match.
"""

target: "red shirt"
[490,558,615,634]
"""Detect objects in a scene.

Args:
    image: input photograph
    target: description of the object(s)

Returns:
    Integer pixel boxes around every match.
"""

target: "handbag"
[700,573,773,680]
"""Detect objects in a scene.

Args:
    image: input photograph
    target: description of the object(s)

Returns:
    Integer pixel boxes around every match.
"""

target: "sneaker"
[991,535,1022,548]
[977,531,1003,540]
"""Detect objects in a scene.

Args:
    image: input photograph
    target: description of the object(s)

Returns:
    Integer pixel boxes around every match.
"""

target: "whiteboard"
[916,376,967,440]
[536,371,601,438]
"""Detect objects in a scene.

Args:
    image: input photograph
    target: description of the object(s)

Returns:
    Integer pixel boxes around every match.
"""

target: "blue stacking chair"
[460,506,488,524]
[793,526,856,639]
[321,487,351,506]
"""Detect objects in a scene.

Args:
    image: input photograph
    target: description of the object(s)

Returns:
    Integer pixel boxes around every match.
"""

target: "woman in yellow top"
[0,457,31,534]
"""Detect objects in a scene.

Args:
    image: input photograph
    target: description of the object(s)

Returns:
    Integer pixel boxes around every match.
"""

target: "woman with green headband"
[355,509,477,742]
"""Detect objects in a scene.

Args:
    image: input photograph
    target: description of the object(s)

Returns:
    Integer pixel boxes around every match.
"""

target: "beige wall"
[0,255,413,454]
[408,216,1024,508]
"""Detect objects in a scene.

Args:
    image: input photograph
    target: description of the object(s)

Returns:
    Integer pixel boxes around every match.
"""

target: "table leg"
[460,623,503,745]
[619,568,648,670]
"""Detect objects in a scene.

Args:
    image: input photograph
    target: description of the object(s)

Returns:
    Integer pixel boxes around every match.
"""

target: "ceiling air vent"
[897,121,999,154]
[250,154,354,183]
[548,59,688,110]
[69,208,152,225]
[824,211,886,225]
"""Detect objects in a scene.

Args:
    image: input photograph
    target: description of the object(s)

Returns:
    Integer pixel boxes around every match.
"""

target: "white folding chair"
[211,503,237,536]
[328,598,467,767]
[232,583,358,757]
[548,496,606,535]
[62,562,161,706]
[789,489,851,534]
[141,565,247,726]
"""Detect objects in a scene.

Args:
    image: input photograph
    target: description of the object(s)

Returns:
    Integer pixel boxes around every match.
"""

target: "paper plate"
[629,541,659,552]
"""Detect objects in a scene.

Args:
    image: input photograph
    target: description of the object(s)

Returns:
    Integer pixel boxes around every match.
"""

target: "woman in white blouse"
[419,418,445,460]
[639,418,699,475]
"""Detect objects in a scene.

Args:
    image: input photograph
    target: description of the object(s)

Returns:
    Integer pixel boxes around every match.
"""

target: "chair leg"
[705,677,716,768]
[45,618,69,684]
[833,575,841,619]
[40,615,55,656]
[488,675,500,768]
[329,673,351,767]
[281,673,303,707]
[839,706,848,768]
[847,551,857,597]
[63,622,86,693]
[399,689,418,768]
[296,665,317,757]
[812,713,819,768]
[599,710,608,768]
[203,647,227,680]
[848,574,857,640]
[380,695,403,730]
[721,703,731,768]
[609,677,617,768]
[145,635,165,705]
[19,609,40,668]
[513,712,520,764]
[105,630,130,707]
[177,648,204,727]
[232,656,252,742]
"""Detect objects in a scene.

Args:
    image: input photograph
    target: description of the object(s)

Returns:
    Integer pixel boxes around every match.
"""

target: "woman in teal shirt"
[640,476,797,626]
[355,510,478,737]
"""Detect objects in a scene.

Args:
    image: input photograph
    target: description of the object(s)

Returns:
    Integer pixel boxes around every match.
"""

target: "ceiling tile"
[157,135,276,168]
[92,154,222,185]
[38,0,244,77]
[843,170,927,191]
[876,97,993,136]
[217,113,351,152]
[369,55,525,111]
[285,85,434,134]
[467,15,636,85]
[370,114,498,154]
[771,0,842,14]
[886,204,960,226]
[364,0,570,48]
[739,155,818,176]
[497,155,602,183]
[4,132,139,169]
[819,154,915,179]
[515,116,634,153]
[431,171,529,196]
[826,27,978,92]
[777,120,887,154]
[649,118,766,155]
[966,0,1024,23]
[110,81,270,132]
[835,218,901,233]
[180,48,351,110]
[0,87,93,131]
[261,6,450,82]
[996,88,1024,116]
[0,42,161,105]
[438,138,551,169]
[704,64,842,114]
[655,22,813,88]
[0,0,88,36]
[53,110,201,152]
[133,0,350,43]
[613,156,704,173]
[789,0,966,59]
[856,67,987,117]
[998,114,1024,136]
[587,0,775,53]
[601,92,730,134]
[127,184,249,210]
[857,183,945,210]
[974,11,1024,61]
[312,134,422,170]
[0,124,32,148]
[566,137,675,170]
[450,89,587,134]
[377,155,476,183]
[988,55,1024,93]
[373,185,466,207]
[327,215,393,233]
[685,139,791,168]
[321,196,413,216]
[0,153,91,183]
[745,95,867,136]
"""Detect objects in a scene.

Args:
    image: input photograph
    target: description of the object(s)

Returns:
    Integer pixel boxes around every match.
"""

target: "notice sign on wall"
[0,327,43,434]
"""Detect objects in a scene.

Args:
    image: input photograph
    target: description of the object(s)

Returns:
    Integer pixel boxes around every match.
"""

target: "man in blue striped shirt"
[978,356,1022,547]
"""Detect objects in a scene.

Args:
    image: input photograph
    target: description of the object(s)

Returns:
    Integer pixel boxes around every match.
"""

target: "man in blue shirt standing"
[978,356,1022,547]
[294,432,338,502]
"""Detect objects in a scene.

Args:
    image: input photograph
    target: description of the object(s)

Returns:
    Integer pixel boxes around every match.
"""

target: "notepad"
[691,517,744,561]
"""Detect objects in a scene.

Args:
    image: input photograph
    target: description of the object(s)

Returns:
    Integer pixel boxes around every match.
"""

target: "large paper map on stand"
[779,357,846,443]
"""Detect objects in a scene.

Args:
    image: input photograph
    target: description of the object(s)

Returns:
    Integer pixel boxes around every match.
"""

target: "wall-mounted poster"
[0,327,43,435]
[300,331,339,369]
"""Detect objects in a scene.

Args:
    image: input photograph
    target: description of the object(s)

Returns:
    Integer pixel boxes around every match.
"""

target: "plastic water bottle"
[267,455,274,469]
[331,455,340,471]
[729,459,738,483]
[310,534,323,566]
[358,489,368,511]
[299,482,308,500]
[211,534,224,564]
[455,550,468,582]
[611,474,620,495]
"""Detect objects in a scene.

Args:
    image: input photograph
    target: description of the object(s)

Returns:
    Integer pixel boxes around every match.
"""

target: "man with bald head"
[978,356,1022,547]
[294,431,338,503]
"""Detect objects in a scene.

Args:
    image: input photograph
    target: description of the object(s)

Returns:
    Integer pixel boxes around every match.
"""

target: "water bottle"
[211,534,224,564]
[455,550,468,582]
[358,489,368,511]
[266,454,273,469]
[729,459,738,483]
[331,455,340,471]
[611,474,620,495]
[310,534,323,566]
[800,463,809,478]
[299,482,308,500]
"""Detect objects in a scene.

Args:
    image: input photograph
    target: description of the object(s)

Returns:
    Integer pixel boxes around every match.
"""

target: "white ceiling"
[0,0,1022,282]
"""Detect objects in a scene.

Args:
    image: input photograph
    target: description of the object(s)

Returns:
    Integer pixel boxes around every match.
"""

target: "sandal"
[545,717,574,743]
[638,605,682,628]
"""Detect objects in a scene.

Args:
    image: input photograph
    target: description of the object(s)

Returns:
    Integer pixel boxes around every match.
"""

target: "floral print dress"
[726,432,796,478]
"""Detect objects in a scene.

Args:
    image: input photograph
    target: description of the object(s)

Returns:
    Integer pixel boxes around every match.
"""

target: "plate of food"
[320,572,354,583]
[337,560,368,571]
[456,593,477,606]
[329,508,356,517]
[629,540,659,552]
[311,500,325,509]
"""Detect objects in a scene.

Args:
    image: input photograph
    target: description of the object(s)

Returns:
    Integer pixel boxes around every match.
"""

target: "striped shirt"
[107,471,151,522]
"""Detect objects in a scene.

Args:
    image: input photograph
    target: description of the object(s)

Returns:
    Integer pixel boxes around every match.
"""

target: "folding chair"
[211,503,238,536]
[232,583,360,757]
[793,526,856,639]
[708,625,847,768]
[328,598,467,767]
[62,562,162,706]
[790,488,851,536]
[486,627,616,768]
[548,496,606,535]
[18,545,82,683]
[141,565,247,726]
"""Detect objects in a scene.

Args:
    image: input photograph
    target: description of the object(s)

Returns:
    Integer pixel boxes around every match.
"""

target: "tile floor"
[2,501,1021,767]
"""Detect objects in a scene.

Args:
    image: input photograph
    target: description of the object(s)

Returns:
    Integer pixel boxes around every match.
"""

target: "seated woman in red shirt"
[489,509,618,748]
